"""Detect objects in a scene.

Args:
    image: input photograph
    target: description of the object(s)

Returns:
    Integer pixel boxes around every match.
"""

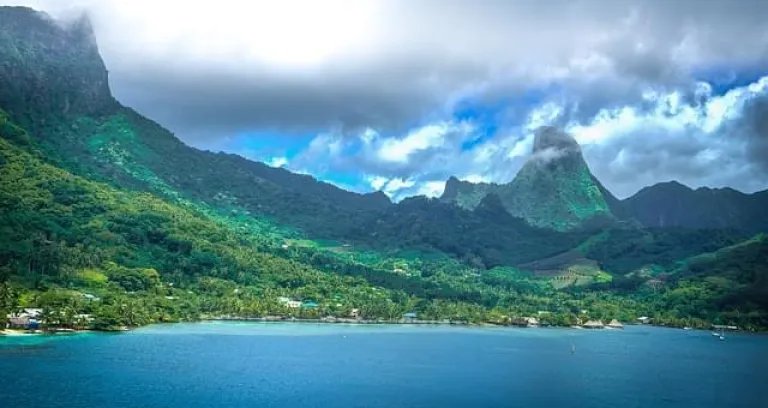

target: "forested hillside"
[1,6,767,331]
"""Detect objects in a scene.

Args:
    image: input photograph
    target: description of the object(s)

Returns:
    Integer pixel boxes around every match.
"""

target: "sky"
[7,0,768,200]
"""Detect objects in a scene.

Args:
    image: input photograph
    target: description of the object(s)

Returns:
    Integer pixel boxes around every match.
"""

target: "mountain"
[622,181,768,233]
[0,7,116,118]
[439,131,768,234]
[441,127,615,230]
[347,194,591,269]
[1,6,767,331]
[0,7,390,241]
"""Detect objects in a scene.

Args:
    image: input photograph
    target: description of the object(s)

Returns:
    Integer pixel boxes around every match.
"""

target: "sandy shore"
[0,329,38,336]
[204,316,508,327]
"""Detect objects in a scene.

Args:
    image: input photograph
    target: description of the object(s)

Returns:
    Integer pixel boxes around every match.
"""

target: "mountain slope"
[0,107,531,323]
[499,127,613,230]
[622,181,768,233]
[665,234,768,327]
[349,194,591,268]
[0,7,390,241]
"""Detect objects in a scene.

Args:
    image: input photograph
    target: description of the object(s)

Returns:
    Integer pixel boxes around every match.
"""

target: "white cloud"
[412,181,446,198]
[564,75,768,197]
[266,156,288,168]
[383,178,415,195]
[313,74,768,200]
[376,121,473,163]
[567,76,768,144]
[365,175,388,191]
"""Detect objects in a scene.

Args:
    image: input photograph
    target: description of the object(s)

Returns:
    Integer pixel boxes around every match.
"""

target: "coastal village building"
[583,320,605,329]
[637,316,651,324]
[6,308,43,330]
[607,319,624,329]
[277,297,303,308]
[524,317,540,327]
[82,293,100,301]
[712,324,739,331]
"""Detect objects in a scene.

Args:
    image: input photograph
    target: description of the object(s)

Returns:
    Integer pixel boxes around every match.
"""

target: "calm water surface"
[1,322,766,408]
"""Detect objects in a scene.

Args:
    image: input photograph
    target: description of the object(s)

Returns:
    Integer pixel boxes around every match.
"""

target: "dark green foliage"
[677,235,768,315]
[351,194,590,268]
[584,228,747,274]
[621,181,768,233]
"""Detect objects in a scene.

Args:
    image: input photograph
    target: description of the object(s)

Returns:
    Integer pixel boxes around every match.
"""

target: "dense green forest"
[1,6,767,333]
[1,107,766,330]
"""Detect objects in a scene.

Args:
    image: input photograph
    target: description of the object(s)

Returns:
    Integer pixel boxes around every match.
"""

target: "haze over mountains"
[1,6,767,329]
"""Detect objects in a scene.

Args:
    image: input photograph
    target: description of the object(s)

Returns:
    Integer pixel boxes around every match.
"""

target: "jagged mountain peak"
[502,128,612,230]
[441,127,614,230]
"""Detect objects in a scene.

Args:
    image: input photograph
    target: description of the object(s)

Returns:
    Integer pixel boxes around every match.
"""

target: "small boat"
[711,331,721,337]
[571,343,576,354]
[683,327,692,331]
[719,335,725,341]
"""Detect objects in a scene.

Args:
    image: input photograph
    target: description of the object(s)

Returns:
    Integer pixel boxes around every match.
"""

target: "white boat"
[683,327,692,331]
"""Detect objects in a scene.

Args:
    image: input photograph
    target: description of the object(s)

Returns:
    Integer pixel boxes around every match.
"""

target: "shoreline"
[1,328,97,337]
[3,317,759,336]
[200,316,708,332]
[203,316,496,326]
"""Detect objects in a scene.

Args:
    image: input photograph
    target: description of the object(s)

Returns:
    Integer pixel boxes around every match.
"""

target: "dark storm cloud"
[723,93,768,171]
[111,57,484,144]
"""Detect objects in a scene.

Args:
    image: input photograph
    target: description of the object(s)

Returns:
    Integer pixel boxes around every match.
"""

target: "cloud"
[376,122,471,164]
[286,75,768,200]
[5,0,768,199]
[569,76,768,197]
[9,0,768,142]
[266,156,288,168]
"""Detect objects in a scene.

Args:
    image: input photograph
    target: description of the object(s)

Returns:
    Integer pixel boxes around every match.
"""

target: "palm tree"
[40,306,59,330]
[61,306,76,329]
[0,282,19,326]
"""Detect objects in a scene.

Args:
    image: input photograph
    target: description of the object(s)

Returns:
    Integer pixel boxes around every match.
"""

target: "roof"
[403,312,418,318]
[8,316,30,325]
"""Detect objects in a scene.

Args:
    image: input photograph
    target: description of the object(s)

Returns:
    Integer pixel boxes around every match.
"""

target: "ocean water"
[1,323,766,408]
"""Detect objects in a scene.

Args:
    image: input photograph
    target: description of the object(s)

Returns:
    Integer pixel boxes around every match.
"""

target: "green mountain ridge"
[622,181,768,233]
[1,6,767,330]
